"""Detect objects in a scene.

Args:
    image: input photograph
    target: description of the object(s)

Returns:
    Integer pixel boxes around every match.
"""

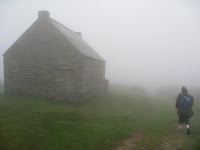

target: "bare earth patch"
[112,131,146,150]
[161,125,183,150]
[112,125,184,150]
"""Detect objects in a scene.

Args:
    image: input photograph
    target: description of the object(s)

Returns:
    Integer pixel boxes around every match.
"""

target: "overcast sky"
[0,0,200,88]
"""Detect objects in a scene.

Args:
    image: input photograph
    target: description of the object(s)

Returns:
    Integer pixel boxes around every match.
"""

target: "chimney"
[38,10,50,19]
[75,32,82,37]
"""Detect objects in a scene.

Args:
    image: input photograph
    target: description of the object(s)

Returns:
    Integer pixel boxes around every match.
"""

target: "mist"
[1,0,200,91]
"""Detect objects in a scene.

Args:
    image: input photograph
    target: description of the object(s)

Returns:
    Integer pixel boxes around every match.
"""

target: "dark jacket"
[175,92,194,117]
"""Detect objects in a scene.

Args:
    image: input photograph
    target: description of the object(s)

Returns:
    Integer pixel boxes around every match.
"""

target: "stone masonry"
[3,11,108,102]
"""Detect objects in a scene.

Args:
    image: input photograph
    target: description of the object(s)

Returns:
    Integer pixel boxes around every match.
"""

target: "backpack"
[180,95,191,109]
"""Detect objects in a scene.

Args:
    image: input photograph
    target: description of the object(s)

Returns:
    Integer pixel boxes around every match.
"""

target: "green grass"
[0,89,199,150]
[182,96,200,150]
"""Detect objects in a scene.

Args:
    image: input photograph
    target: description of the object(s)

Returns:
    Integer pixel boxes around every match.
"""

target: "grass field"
[0,87,199,150]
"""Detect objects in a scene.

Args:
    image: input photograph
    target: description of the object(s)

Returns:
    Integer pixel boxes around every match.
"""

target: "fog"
[1,0,200,90]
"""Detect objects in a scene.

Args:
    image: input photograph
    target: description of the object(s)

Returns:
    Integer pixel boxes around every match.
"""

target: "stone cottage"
[3,11,108,102]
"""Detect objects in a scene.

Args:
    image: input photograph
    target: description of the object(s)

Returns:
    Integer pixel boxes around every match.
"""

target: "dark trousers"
[179,114,190,125]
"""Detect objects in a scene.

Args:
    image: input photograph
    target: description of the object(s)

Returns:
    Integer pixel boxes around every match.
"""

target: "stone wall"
[4,12,106,102]
[0,80,3,93]
[4,17,84,100]
[81,58,105,99]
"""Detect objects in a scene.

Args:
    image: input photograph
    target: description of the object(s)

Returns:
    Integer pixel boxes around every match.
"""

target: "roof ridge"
[51,19,92,48]
[49,18,105,62]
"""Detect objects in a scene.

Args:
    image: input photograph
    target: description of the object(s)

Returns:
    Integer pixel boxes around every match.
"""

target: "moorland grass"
[0,90,199,150]
[182,96,200,150]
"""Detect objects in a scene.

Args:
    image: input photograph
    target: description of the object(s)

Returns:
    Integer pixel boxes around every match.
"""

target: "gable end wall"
[3,18,84,100]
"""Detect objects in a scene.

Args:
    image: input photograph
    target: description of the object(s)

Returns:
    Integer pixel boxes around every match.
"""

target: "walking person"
[175,86,194,134]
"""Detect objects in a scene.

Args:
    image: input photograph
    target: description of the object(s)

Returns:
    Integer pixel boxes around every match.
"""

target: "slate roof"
[4,11,105,62]
[49,18,105,62]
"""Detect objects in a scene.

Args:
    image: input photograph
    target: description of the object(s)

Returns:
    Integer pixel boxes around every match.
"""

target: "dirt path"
[161,125,183,150]
[112,125,184,150]
[112,131,146,150]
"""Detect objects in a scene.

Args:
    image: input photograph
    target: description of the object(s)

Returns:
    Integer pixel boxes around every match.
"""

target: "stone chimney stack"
[38,11,50,19]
